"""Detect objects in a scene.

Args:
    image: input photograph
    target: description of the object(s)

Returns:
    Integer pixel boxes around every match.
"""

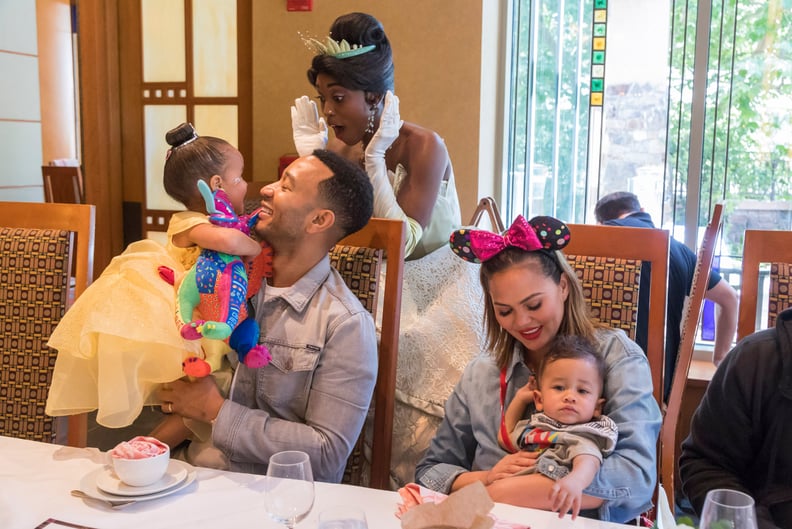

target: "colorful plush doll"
[161,180,272,377]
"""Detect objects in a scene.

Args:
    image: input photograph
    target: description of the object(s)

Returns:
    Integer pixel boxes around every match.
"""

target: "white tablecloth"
[0,436,634,529]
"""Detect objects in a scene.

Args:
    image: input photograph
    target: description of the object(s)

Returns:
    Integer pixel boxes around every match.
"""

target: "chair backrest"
[659,203,723,510]
[468,196,506,233]
[41,165,84,204]
[330,217,405,490]
[0,202,95,448]
[565,255,642,341]
[565,223,670,407]
[737,229,792,341]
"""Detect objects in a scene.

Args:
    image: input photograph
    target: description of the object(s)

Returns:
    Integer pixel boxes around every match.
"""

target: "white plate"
[96,460,189,496]
[78,460,196,503]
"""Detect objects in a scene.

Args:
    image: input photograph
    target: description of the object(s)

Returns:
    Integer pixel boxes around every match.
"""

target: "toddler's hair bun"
[166,122,198,148]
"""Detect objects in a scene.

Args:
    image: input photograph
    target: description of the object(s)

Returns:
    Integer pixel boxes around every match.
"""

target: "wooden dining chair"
[0,202,95,448]
[468,196,506,233]
[659,203,723,510]
[41,165,85,204]
[565,224,670,407]
[329,217,406,490]
[737,229,792,341]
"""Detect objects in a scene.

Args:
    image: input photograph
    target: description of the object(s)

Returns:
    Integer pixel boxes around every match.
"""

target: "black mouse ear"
[528,216,571,251]
[449,228,483,263]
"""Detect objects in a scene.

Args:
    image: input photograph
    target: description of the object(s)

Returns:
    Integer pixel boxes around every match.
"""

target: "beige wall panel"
[0,0,38,53]
[37,0,77,163]
[141,0,186,83]
[251,1,482,218]
[193,0,237,97]
[0,120,43,189]
[0,53,41,120]
[144,104,186,210]
[194,105,239,149]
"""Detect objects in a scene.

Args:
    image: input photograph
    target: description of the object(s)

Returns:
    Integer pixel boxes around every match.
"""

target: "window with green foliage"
[503,0,792,337]
[504,0,792,237]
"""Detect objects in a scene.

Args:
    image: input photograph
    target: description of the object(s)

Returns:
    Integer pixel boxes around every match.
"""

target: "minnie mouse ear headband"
[449,215,571,264]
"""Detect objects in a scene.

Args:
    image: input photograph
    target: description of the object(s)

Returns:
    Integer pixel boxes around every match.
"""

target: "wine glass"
[318,506,369,529]
[699,489,758,529]
[263,450,315,528]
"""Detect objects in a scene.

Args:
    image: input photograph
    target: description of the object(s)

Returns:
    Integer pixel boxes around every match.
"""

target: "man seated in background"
[594,191,738,399]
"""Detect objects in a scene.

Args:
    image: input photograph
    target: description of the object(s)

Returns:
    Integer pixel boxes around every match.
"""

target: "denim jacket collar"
[263,255,332,313]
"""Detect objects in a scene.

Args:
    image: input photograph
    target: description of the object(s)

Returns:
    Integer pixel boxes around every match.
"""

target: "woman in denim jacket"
[416,215,661,523]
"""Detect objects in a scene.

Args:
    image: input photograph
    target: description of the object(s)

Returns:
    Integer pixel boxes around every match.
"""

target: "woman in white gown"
[291,12,487,487]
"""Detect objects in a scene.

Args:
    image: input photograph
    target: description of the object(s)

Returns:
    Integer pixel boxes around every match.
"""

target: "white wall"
[0,0,44,202]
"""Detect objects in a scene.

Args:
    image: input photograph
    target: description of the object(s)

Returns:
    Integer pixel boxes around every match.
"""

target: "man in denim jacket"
[158,150,378,482]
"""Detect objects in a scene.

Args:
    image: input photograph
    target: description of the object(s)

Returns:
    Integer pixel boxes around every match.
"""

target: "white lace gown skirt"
[373,244,487,488]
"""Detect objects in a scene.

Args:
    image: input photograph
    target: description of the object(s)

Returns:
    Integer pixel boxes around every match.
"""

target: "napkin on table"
[396,481,530,529]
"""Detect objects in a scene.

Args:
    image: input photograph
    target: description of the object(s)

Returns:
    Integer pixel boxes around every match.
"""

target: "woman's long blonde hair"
[480,247,601,370]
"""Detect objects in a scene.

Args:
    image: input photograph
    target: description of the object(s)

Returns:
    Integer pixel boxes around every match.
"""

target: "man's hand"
[156,376,225,424]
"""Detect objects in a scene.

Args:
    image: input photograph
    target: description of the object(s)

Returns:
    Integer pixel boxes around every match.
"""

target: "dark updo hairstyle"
[312,148,373,238]
[163,122,233,211]
[307,12,394,95]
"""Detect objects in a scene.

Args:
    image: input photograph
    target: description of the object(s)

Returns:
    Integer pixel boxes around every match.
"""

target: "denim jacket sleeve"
[585,329,662,522]
[415,355,505,493]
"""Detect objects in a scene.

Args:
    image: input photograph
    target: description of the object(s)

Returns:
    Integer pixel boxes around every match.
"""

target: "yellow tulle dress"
[45,212,210,428]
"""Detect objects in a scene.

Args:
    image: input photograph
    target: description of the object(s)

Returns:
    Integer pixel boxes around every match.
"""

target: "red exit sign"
[287,0,312,11]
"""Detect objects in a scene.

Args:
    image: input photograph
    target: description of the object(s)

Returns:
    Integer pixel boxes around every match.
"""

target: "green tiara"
[305,35,375,59]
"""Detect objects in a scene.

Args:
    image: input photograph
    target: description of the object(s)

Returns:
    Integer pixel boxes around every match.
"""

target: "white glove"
[291,95,328,157]
[364,91,422,257]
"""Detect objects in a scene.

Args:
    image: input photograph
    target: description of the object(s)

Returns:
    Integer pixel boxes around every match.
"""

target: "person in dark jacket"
[594,191,738,399]
[679,307,792,529]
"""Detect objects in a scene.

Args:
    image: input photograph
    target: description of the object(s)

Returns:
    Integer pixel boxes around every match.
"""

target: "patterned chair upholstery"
[329,246,382,316]
[329,218,405,490]
[768,262,792,329]
[566,255,641,341]
[738,230,792,341]
[329,244,383,486]
[0,227,71,443]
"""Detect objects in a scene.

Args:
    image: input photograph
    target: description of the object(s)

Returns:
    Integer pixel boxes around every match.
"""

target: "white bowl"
[111,445,170,487]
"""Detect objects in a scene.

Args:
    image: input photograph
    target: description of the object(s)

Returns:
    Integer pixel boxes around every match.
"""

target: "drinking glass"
[699,488,758,529]
[263,450,315,528]
[318,506,369,529]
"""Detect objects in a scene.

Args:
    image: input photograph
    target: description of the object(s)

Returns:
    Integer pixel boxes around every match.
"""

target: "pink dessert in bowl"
[109,436,170,487]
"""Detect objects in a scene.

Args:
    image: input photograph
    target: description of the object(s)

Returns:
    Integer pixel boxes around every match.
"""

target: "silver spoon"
[70,489,136,509]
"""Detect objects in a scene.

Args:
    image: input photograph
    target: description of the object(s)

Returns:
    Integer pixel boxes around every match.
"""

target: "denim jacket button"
[285,358,293,371]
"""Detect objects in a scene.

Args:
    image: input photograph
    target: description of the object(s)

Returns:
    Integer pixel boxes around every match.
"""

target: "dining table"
[0,435,637,529]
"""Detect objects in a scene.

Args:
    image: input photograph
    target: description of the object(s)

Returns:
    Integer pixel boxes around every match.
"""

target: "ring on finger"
[165,402,173,413]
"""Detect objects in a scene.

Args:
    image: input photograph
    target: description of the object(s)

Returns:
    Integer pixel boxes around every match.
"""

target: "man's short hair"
[594,191,642,223]
[313,149,374,238]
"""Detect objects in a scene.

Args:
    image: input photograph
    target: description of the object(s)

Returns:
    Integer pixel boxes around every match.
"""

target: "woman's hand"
[365,91,402,160]
[486,450,540,484]
[291,95,328,157]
